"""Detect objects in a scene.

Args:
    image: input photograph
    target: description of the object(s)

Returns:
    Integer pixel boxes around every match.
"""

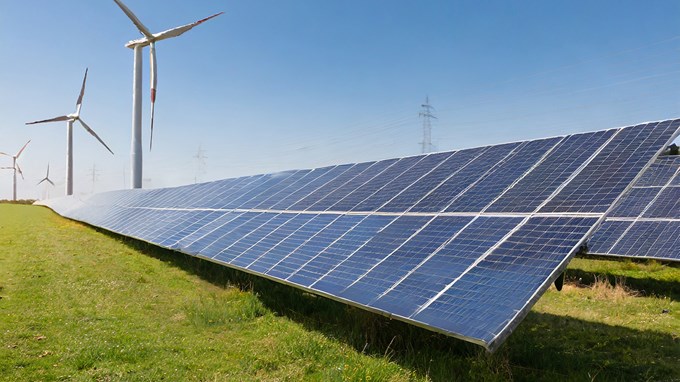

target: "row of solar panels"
[589,155,680,260]
[39,119,680,351]
[79,122,672,216]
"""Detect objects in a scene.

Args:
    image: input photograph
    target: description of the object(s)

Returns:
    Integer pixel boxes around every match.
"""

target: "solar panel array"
[38,119,680,351]
[589,154,680,261]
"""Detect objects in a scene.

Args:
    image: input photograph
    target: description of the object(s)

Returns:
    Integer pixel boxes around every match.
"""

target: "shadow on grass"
[569,255,680,301]
[99,229,679,381]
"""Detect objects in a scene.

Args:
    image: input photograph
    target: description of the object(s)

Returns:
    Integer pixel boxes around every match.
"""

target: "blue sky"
[1,1,680,199]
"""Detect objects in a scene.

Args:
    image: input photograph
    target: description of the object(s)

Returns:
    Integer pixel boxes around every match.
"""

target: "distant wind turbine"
[26,68,114,196]
[112,0,223,189]
[37,163,55,200]
[37,163,55,186]
[0,140,30,201]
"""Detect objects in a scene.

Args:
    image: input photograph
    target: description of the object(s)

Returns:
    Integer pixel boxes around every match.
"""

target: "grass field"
[0,204,678,381]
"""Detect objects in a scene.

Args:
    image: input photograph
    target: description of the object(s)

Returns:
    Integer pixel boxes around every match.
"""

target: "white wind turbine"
[0,140,30,201]
[26,68,114,196]
[112,0,223,189]
[37,163,56,200]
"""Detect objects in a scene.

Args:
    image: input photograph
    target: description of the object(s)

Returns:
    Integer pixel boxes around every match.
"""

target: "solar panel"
[589,154,680,261]
[37,118,680,351]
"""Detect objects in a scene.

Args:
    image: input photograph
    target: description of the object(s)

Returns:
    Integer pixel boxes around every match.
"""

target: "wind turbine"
[112,0,223,189]
[37,164,55,187]
[26,68,114,196]
[37,163,55,200]
[0,140,30,201]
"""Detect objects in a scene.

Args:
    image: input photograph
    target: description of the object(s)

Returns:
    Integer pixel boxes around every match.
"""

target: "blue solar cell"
[231,214,312,268]
[487,130,617,213]
[143,209,194,243]
[185,212,266,257]
[212,213,291,263]
[371,216,522,318]
[174,212,242,254]
[160,210,222,248]
[609,187,660,217]
[410,143,520,212]
[267,164,354,210]
[445,137,561,212]
[330,156,423,211]
[610,221,680,260]
[306,159,400,211]
[219,171,300,209]
[672,169,680,185]
[199,175,265,209]
[541,120,680,213]
[379,147,486,212]
[290,162,376,210]
[340,216,473,305]
[352,151,455,212]
[639,221,680,261]
[252,167,334,210]
[641,187,680,218]
[266,214,364,280]
[412,216,597,347]
[587,220,632,254]
[634,156,680,187]
[239,170,313,209]
[311,215,433,295]
[247,214,334,273]
[287,215,395,287]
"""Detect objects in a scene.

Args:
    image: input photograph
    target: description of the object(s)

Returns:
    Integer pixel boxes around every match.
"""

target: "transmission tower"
[419,96,437,153]
[88,163,100,193]
[193,144,208,183]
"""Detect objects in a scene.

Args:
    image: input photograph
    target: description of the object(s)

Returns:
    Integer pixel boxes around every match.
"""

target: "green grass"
[1,204,679,381]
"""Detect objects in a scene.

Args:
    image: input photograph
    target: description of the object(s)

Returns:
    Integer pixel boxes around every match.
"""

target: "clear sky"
[1,1,680,200]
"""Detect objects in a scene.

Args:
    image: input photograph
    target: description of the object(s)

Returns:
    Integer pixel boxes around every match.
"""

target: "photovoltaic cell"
[541,120,680,213]
[379,147,486,212]
[37,118,680,351]
[609,221,680,260]
[410,143,518,212]
[642,187,680,218]
[608,187,661,218]
[411,216,597,348]
[587,220,632,254]
[634,156,680,187]
[487,130,617,213]
[588,153,680,261]
[352,151,455,212]
[444,137,561,212]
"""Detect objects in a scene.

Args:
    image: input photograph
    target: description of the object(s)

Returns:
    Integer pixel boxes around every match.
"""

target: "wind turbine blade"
[0,152,10,157]
[46,163,50,177]
[15,163,24,180]
[78,118,115,155]
[47,179,55,186]
[112,0,154,39]
[149,41,157,150]
[16,140,30,159]
[26,115,71,125]
[152,12,224,41]
[76,68,88,115]
[37,178,46,186]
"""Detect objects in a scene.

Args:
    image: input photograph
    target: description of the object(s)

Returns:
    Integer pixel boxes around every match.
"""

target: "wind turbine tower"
[419,96,437,154]
[112,0,223,189]
[26,68,114,196]
[0,140,30,201]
